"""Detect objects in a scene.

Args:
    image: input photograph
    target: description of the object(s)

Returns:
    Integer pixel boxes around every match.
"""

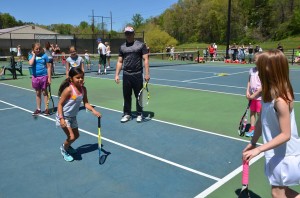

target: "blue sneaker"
[67,146,77,154]
[60,145,74,162]
[245,130,254,137]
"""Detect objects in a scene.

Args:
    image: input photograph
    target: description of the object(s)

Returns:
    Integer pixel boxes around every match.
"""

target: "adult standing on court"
[97,38,107,75]
[114,26,150,123]
[28,42,51,116]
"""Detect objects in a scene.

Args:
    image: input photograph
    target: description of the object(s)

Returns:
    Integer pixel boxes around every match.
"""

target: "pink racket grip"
[242,160,249,185]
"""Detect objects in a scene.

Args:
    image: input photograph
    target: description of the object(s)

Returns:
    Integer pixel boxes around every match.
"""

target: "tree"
[132,14,144,29]
[0,13,24,28]
[289,9,300,35]
[142,23,178,52]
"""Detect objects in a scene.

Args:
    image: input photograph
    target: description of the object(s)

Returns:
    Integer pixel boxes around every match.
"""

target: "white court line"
[0,83,254,142]
[194,153,264,198]
[84,74,300,97]
[0,81,266,195]
[0,107,17,111]
[0,99,220,181]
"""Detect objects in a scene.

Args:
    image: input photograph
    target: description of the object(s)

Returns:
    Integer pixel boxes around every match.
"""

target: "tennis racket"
[238,100,251,136]
[137,81,150,108]
[47,84,55,114]
[98,117,102,164]
[238,160,251,198]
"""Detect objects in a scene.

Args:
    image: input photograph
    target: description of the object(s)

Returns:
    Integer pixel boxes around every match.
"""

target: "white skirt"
[265,155,300,186]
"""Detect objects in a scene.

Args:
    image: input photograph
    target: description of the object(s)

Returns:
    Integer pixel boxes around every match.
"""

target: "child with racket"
[28,42,51,116]
[56,67,101,162]
[243,50,300,197]
[245,52,262,137]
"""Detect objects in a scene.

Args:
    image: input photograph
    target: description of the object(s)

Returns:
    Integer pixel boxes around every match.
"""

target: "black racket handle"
[247,100,251,108]
[98,117,101,128]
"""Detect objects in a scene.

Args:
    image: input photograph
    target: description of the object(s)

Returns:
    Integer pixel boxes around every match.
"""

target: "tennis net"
[52,50,200,71]
[0,51,201,76]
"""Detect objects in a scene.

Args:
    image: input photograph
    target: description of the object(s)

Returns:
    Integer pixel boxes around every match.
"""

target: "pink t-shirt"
[249,67,261,100]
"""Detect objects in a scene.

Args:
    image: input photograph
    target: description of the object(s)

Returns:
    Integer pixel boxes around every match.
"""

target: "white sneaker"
[120,115,131,123]
[106,66,110,69]
[136,115,142,123]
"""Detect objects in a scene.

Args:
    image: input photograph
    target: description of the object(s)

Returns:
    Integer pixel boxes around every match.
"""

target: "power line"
[88,10,112,37]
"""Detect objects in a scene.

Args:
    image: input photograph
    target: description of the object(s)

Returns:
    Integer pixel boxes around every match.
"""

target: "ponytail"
[58,77,71,96]
[58,67,84,96]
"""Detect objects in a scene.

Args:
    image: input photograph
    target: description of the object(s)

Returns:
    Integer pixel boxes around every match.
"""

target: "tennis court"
[1,59,300,198]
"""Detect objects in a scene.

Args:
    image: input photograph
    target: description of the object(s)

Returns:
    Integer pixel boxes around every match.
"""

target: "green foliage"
[2,0,300,48]
[131,14,144,29]
[289,9,300,35]
[147,0,300,44]
[142,23,178,52]
[0,13,24,28]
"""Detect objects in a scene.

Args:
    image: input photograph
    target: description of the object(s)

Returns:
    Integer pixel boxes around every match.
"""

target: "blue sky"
[1,0,178,31]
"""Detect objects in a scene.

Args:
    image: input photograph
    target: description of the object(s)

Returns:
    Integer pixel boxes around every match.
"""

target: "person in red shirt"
[208,44,215,62]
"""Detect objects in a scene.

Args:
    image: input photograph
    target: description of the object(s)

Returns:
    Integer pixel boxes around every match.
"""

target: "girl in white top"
[105,42,111,68]
[66,46,84,78]
[243,50,300,198]
[56,67,101,162]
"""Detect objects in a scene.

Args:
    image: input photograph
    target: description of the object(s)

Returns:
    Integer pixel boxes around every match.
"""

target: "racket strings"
[138,85,149,108]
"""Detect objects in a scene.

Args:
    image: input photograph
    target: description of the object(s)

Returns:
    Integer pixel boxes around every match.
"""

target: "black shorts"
[99,54,106,65]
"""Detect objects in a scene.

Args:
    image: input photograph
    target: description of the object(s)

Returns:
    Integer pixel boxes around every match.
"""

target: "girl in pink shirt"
[245,53,262,137]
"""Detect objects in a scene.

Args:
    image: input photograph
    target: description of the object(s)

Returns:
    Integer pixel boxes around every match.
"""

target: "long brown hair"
[256,49,294,103]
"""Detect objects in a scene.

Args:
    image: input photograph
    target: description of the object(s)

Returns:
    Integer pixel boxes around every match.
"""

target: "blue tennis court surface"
[0,82,252,198]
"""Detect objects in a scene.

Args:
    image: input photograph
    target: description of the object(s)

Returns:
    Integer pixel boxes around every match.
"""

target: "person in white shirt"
[97,38,107,75]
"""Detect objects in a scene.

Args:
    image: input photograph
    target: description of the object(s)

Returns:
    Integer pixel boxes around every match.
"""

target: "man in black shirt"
[115,26,150,123]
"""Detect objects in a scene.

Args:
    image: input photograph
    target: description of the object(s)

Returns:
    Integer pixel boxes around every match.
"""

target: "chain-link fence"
[0,32,144,57]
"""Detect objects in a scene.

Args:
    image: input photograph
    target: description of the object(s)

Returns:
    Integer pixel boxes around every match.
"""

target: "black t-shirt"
[119,40,148,74]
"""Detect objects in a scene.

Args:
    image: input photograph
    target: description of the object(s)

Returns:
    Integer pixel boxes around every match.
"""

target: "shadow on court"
[72,143,111,165]
[235,188,262,198]
[131,111,155,122]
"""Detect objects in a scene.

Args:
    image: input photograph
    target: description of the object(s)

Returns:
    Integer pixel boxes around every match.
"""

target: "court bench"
[2,58,23,79]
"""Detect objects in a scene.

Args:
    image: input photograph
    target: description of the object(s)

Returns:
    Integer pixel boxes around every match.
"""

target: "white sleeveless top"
[62,84,84,117]
[261,100,300,158]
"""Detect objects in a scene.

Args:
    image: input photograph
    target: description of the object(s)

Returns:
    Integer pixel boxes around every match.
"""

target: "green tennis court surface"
[1,62,300,197]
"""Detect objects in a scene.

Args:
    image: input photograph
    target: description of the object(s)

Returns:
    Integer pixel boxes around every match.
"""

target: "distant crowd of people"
[165,45,194,61]
[200,42,287,64]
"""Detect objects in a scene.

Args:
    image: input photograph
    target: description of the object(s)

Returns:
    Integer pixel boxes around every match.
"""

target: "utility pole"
[88,10,112,53]
[225,0,231,59]
[88,10,112,38]
[88,10,102,35]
